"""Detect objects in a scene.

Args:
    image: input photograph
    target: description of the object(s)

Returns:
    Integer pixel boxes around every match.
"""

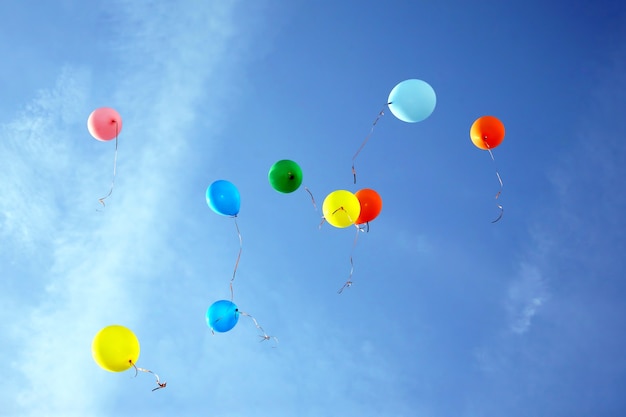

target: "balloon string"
[319,206,352,229]
[318,205,360,229]
[238,310,278,346]
[352,106,387,184]
[487,147,504,223]
[338,226,362,294]
[332,206,355,223]
[98,121,119,207]
[230,216,243,301]
[130,361,167,391]
[304,186,318,211]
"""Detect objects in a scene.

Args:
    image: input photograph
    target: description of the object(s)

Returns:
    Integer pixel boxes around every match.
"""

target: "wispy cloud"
[0,67,90,249]
[505,39,626,338]
[470,33,626,417]
[0,2,249,415]
[506,262,549,334]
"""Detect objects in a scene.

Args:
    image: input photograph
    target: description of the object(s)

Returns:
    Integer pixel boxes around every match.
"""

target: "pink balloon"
[87,107,122,141]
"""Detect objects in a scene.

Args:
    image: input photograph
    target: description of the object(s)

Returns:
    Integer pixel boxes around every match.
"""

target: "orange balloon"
[355,188,382,224]
[470,116,505,150]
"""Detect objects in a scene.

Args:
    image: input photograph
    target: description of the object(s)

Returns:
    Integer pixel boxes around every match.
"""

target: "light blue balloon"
[206,180,240,216]
[206,300,240,333]
[387,79,436,123]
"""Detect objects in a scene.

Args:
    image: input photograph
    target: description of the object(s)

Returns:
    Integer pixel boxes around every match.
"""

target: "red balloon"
[355,188,382,224]
[470,115,505,150]
[88,107,123,141]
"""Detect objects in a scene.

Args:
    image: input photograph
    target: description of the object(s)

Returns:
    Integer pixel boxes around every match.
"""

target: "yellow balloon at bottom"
[92,325,140,372]
[322,190,361,228]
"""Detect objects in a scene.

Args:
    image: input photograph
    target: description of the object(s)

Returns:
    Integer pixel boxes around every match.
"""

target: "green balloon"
[268,160,303,193]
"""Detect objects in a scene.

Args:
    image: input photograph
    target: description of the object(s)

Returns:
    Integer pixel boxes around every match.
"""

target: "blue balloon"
[387,79,436,123]
[206,180,240,216]
[206,300,240,333]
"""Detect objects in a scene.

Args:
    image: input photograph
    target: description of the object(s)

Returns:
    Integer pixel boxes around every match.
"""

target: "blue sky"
[1,1,625,416]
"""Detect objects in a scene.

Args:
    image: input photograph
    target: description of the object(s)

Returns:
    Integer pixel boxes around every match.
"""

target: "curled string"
[304,186,318,211]
[130,361,166,391]
[230,216,243,301]
[98,121,119,208]
[238,310,278,346]
[352,106,387,184]
[338,226,362,294]
[486,146,504,223]
[319,205,353,230]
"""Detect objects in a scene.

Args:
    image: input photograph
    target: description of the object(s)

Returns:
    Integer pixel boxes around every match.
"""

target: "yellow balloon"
[92,325,140,373]
[322,190,361,228]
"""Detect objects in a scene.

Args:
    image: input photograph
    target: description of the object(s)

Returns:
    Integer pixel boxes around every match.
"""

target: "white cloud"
[471,32,626,417]
[0,67,89,249]
[506,263,549,334]
[0,2,251,415]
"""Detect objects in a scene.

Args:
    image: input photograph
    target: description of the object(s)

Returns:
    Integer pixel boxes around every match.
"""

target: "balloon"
[387,79,436,123]
[206,180,240,216]
[322,190,361,228]
[92,325,140,372]
[268,160,303,193]
[206,300,240,333]
[470,116,505,150]
[88,107,123,141]
[354,188,382,224]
